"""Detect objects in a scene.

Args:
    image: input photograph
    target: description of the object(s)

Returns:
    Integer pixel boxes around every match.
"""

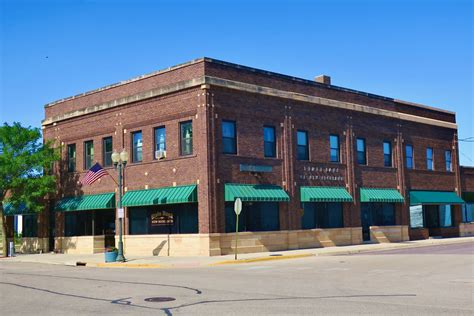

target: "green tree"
[0,122,59,256]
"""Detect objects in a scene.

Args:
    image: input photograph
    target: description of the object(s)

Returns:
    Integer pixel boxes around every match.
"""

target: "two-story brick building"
[8,57,474,256]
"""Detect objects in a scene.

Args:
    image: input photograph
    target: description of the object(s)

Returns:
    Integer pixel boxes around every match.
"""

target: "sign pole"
[234,198,242,260]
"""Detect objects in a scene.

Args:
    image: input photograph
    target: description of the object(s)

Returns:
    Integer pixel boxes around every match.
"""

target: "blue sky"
[1,0,472,165]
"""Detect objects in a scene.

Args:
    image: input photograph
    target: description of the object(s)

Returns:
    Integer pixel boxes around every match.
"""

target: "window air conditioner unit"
[155,150,166,160]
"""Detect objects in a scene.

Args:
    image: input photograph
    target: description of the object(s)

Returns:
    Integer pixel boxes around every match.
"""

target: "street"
[0,242,473,315]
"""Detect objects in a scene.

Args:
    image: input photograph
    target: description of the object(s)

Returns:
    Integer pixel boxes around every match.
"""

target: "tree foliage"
[0,122,60,255]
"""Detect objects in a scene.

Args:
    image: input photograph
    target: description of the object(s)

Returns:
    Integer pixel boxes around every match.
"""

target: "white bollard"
[8,241,15,257]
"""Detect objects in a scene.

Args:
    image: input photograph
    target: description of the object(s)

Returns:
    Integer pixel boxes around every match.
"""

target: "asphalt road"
[1,242,473,315]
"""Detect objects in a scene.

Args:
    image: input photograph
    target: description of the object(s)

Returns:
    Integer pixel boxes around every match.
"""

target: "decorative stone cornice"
[42,75,457,130]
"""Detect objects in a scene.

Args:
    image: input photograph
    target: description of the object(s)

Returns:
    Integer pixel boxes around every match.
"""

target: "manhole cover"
[144,297,176,303]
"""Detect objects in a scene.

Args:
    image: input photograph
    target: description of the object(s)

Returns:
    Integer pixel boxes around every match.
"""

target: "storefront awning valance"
[300,186,353,202]
[409,191,465,206]
[360,188,404,203]
[55,193,116,211]
[122,185,197,207]
[2,202,35,216]
[462,192,474,203]
[224,183,290,202]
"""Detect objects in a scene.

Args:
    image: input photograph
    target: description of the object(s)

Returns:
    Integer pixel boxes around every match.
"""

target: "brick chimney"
[315,75,331,85]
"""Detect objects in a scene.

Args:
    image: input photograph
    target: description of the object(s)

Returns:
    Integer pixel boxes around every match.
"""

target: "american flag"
[81,163,108,185]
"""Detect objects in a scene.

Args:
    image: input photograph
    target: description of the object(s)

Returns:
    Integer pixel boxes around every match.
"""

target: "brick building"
[8,57,474,255]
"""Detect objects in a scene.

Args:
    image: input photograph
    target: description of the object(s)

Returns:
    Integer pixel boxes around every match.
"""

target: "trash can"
[8,241,15,257]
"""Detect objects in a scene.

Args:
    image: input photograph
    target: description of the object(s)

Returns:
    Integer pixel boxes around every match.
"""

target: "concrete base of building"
[19,237,49,254]
[55,236,105,254]
[459,222,474,237]
[120,234,212,257]
[119,227,363,257]
[369,225,409,243]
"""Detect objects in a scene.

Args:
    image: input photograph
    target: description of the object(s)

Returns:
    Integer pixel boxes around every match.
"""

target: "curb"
[211,253,314,265]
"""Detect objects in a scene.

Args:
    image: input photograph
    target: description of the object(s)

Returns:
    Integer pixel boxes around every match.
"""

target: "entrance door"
[424,205,441,237]
[95,210,116,248]
[48,208,55,252]
[361,204,372,241]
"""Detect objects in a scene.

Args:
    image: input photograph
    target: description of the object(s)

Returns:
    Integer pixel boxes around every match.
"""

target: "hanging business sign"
[151,211,174,226]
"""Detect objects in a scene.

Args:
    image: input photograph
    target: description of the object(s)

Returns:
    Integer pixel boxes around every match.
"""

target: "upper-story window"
[102,137,113,167]
[383,141,392,167]
[132,131,142,163]
[426,147,434,170]
[406,145,414,169]
[356,138,366,165]
[222,120,237,154]
[180,121,193,156]
[264,126,276,158]
[154,127,166,159]
[445,150,452,172]
[67,144,76,172]
[297,130,309,160]
[84,140,94,170]
[330,134,340,163]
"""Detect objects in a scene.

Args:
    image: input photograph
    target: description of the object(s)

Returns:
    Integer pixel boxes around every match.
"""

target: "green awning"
[56,193,115,211]
[410,191,465,206]
[2,202,35,216]
[360,188,404,203]
[301,186,353,202]
[224,183,290,202]
[462,192,474,203]
[122,185,197,207]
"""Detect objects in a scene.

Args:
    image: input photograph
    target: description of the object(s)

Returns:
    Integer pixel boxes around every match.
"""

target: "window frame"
[264,125,276,158]
[329,134,340,163]
[131,130,143,163]
[296,130,309,161]
[406,144,414,169]
[356,137,367,165]
[67,143,76,172]
[426,147,434,171]
[222,120,237,155]
[180,120,193,156]
[154,126,166,159]
[83,140,94,170]
[383,140,392,167]
[102,137,113,167]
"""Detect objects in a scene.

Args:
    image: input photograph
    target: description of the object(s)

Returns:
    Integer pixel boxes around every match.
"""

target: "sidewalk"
[2,236,473,269]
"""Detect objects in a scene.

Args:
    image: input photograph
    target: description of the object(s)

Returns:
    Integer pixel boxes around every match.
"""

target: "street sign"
[234,198,242,215]
[234,198,242,260]
[117,208,124,219]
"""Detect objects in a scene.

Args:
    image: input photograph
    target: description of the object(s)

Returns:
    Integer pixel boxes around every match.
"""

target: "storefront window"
[439,205,452,227]
[65,211,93,236]
[462,204,474,222]
[409,205,424,228]
[225,202,280,232]
[302,203,343,229]
[22,214,38,237]
[129,204,198,234]
[361,203,395,226]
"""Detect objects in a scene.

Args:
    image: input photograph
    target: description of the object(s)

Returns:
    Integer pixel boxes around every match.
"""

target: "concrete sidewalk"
[2,236,473,269]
